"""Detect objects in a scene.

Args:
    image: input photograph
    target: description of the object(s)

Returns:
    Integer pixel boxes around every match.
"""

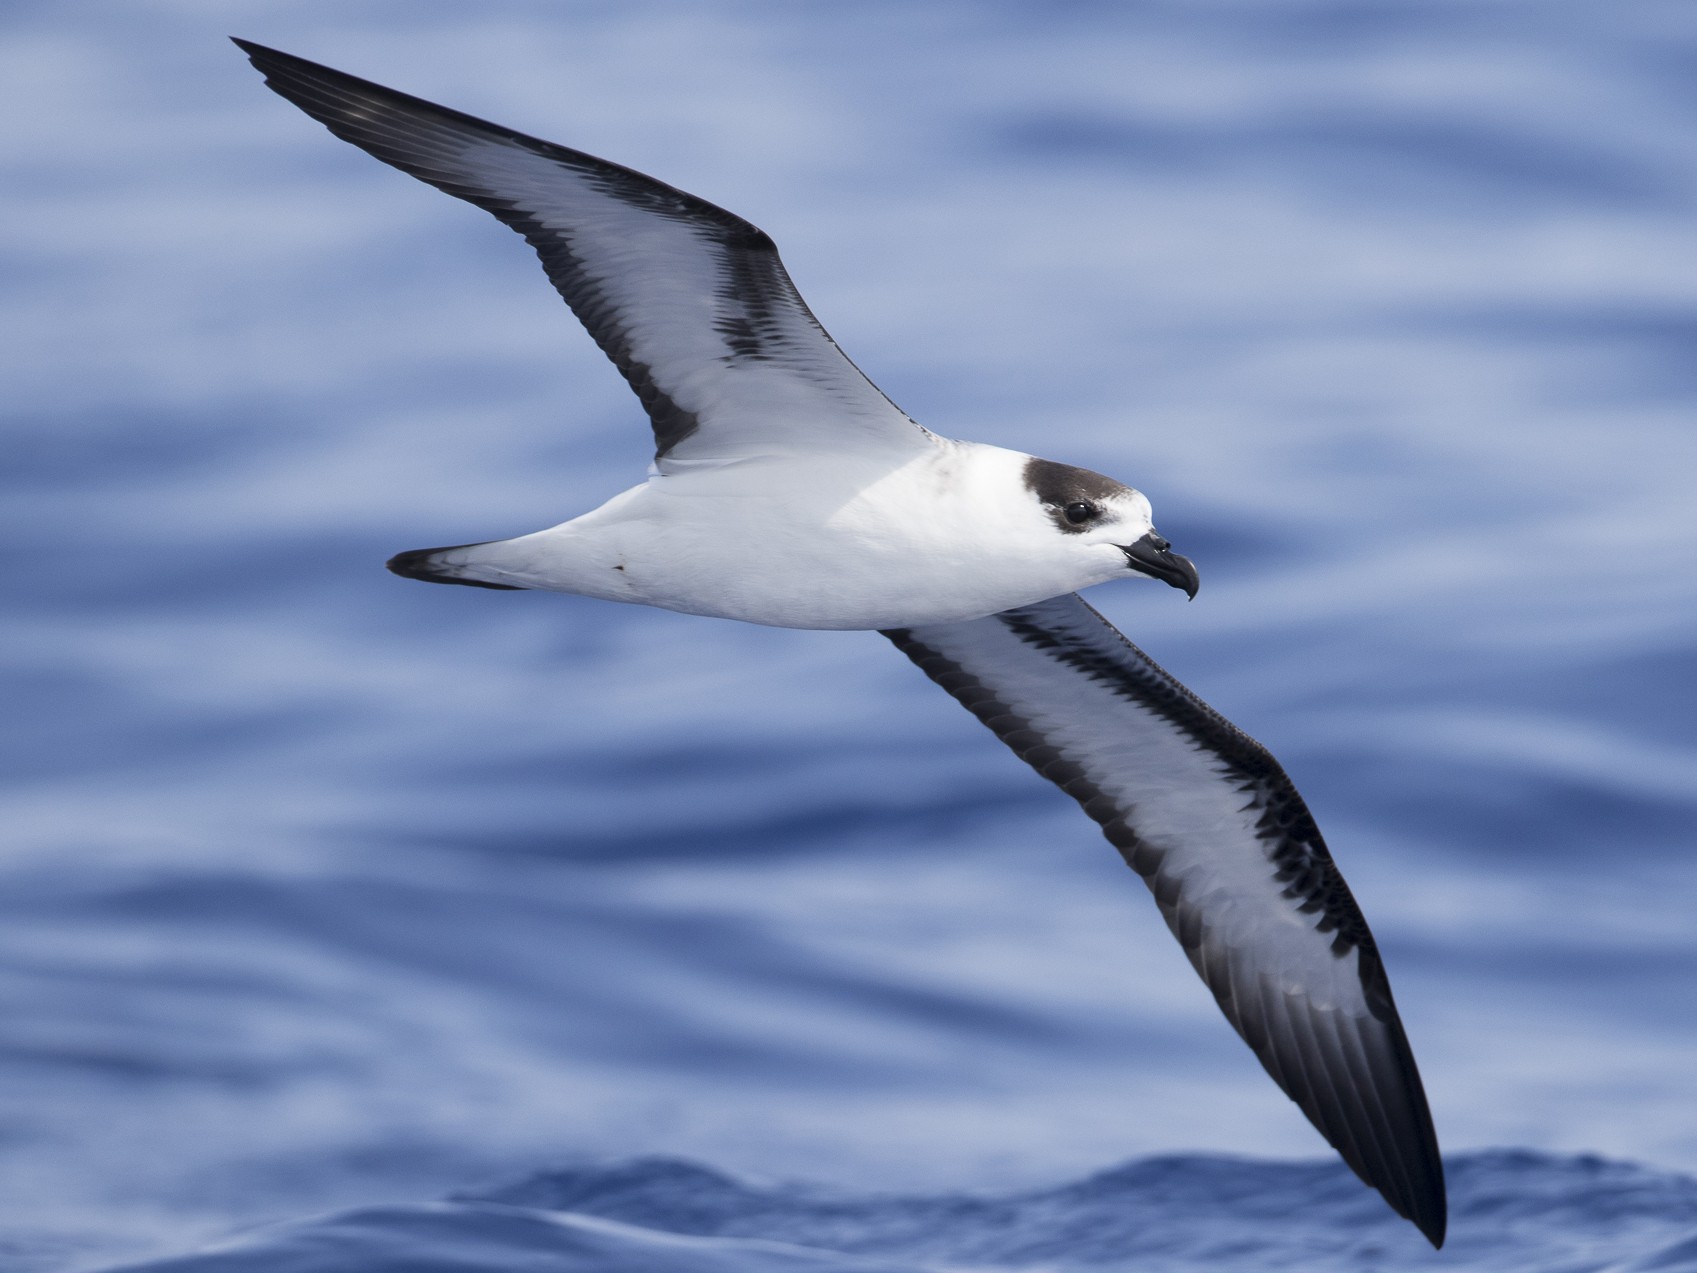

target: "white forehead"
[1115,487,1154,523]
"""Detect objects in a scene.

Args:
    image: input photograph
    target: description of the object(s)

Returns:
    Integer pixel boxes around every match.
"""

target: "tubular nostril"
[1150,534,1171,552]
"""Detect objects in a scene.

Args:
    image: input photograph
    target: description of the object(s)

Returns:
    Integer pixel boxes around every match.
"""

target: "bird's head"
[1022,457,1199,599]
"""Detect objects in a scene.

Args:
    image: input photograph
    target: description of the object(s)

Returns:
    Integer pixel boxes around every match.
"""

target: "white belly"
[613,518,1075,629]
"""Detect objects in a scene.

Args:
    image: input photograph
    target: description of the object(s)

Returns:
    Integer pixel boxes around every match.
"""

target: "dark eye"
[1064,502,1097,525]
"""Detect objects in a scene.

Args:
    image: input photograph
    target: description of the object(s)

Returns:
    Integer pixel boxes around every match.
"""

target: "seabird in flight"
[235,39,1446,1248]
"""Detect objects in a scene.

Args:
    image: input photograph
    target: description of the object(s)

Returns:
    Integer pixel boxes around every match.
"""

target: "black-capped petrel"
[235,40,1445,1248]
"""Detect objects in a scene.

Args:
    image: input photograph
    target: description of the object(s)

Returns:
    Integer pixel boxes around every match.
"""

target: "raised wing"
[883,594,1445,1247]
[234,40,932,472]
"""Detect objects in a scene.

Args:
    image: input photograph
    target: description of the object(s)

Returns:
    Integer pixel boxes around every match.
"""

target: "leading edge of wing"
[882,594,1445,1247]
[232,39,929,468]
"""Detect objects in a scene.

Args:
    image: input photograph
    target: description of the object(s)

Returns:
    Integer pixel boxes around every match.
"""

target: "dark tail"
[386,546,525,590]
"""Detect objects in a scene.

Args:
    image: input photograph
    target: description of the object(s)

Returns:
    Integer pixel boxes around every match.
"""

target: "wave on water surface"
[102,1151,1697,1273]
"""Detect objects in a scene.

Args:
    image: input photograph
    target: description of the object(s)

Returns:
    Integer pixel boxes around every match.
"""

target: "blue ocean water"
[3,1,1697,1269]
[92,1152,1697,1273]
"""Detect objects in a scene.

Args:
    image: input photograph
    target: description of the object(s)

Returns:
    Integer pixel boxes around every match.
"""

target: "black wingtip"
[387,547,524,590]
[1381,1111,1446,1248]
[231,38,333,83]
[230,38,307,87]
[1412,1189,1447,1249]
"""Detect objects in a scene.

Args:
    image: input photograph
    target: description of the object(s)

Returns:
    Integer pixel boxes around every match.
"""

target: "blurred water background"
[5,1,1697,1269]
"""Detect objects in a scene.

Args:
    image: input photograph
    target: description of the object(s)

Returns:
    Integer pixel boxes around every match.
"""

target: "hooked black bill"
[1123,531,1199,599]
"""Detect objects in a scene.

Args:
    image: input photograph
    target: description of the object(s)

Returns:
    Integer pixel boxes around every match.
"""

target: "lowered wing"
[884,593,1445,1247]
